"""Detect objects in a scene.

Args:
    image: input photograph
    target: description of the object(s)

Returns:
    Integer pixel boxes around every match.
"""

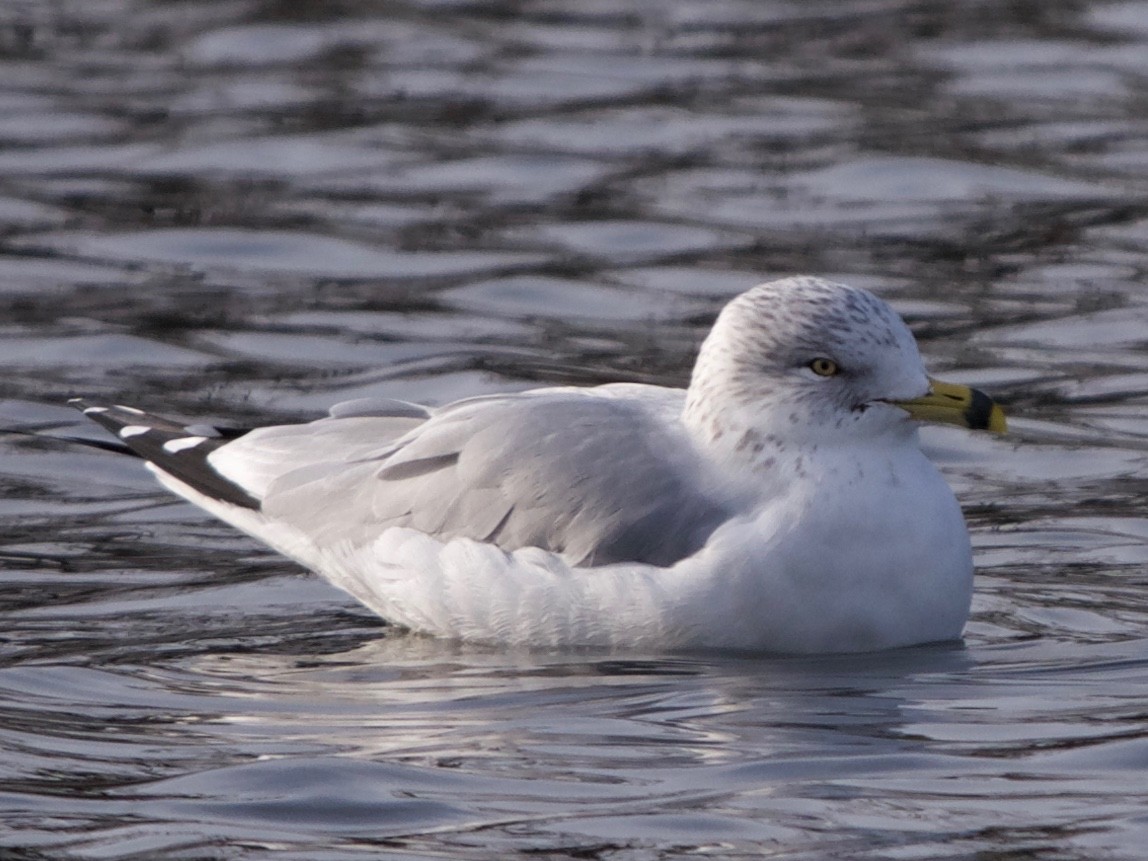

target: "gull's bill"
[894,378,1007,434]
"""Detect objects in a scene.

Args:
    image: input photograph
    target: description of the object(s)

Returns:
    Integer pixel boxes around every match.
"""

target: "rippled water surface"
[2,1,1148,858]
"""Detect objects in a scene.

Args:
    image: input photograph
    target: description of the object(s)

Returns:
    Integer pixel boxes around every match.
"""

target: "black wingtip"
[71,399,262,511]
[1,402,135,455]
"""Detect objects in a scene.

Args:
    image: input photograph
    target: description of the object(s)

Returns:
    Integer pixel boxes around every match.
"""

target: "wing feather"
[254,388,733,567]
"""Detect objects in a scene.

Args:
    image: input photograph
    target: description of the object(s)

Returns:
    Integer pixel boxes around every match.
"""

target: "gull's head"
[684,276,1005,450]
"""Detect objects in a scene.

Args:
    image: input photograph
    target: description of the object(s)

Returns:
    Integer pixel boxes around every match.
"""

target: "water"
[2,0,1148,858]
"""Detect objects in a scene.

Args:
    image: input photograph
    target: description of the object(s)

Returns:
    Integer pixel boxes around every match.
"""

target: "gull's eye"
[808,357,840,377]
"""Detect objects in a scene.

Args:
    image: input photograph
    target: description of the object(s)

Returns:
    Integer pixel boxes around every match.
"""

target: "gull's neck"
[682,335,789,475]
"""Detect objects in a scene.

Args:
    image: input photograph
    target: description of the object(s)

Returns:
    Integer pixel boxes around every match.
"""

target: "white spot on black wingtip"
[183,423,223,438]
[113,405,146,415]
[118,425,151,438]
[82,406,109,414]
[163,436,208,454]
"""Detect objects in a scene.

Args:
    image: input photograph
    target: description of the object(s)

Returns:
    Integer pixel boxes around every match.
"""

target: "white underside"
[149,441,973,654]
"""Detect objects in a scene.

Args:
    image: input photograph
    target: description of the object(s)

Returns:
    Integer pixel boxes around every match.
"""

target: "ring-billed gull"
[73,277,1004,653]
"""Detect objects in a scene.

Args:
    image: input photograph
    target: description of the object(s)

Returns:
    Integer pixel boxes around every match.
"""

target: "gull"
[73,276,1004,653]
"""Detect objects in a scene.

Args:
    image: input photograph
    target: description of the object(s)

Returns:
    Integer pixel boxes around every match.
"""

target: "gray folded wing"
[253,391,733,567]
[207,397,431,500]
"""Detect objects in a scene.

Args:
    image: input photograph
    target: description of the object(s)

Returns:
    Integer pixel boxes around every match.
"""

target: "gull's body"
[76,277,1004,653]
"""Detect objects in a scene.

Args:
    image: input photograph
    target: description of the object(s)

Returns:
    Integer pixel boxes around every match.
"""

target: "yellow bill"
[894,377,1006,433]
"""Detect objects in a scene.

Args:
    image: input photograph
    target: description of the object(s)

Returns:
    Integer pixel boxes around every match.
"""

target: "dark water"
[2,1,1148,858]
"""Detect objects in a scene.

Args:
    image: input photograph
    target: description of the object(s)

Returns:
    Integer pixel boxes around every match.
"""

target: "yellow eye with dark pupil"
[809,357,839,377]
